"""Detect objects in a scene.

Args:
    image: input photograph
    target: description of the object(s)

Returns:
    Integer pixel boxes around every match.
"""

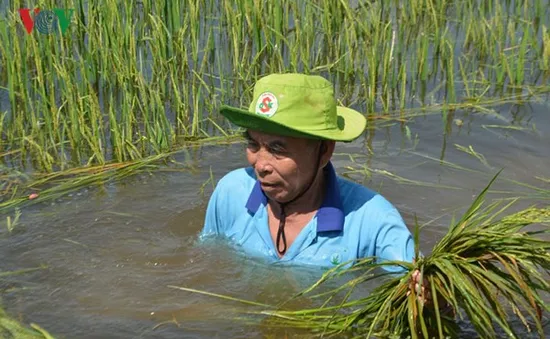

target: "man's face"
[245,130,324,203]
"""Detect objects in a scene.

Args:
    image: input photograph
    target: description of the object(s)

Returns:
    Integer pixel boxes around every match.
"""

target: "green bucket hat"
[219,73,367,142]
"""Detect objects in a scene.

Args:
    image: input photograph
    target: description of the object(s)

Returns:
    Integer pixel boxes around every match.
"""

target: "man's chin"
[263,188,289,203]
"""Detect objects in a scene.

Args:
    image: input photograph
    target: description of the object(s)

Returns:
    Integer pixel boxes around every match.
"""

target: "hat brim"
[219,105,367,142]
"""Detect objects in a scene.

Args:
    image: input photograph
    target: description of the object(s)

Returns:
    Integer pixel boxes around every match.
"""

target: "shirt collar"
[245,161,344,233]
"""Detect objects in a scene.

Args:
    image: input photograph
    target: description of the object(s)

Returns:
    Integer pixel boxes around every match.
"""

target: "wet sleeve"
[200,184,224,237]
[373,209,415,266]
[358,207,416,273]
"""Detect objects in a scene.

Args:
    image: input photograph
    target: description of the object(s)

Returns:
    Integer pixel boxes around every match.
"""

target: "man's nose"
[254,149,273,175]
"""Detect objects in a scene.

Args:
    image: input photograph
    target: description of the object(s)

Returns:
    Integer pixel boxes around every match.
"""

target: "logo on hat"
[255,92,278,117]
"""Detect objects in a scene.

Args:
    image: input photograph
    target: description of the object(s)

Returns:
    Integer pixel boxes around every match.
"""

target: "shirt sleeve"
[200,184,223,237]
[356,196,416,272]
[200,169,245,238]
[373,209,416,267]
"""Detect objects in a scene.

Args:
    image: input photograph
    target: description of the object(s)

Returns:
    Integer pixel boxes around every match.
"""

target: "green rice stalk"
[542,25,550,71]
[0,307,56,339]
[259,173,550,338]
[1,0,549,176]
[453,144,491,168]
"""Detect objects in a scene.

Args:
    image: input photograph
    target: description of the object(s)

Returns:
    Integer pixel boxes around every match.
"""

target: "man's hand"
[408,269,455,317]
[408,269,432,305]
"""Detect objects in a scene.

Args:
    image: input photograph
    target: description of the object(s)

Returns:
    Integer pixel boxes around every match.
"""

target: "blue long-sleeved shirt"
[200,162,415,269]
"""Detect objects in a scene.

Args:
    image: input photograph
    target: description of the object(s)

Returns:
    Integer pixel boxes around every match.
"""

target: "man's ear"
[320,141,336,168]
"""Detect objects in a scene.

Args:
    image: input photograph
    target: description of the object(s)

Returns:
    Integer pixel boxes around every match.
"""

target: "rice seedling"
[453,144,491,168]
[5,207,21,232]
[170,174,550,338]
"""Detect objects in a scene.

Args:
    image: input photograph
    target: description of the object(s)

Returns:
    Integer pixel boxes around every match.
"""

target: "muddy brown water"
[1,99,550,338]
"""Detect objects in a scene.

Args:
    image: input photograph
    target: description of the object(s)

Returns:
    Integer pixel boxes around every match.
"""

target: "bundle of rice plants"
[257,173,550,338]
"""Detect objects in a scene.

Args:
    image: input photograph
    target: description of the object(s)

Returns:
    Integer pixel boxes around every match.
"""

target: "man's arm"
[200,185,223,237]
[355,194,416,272]
[373,208,416,266]
[200,169,247,238]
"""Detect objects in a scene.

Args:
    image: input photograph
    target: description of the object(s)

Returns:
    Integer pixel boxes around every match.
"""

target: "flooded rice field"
[1,100,549,338]
[1,0,550,337]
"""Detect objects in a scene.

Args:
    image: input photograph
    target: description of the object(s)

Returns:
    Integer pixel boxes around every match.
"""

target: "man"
[200,73,415,270]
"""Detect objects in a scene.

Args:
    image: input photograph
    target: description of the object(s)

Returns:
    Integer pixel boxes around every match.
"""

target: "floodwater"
[1,98,549,338]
